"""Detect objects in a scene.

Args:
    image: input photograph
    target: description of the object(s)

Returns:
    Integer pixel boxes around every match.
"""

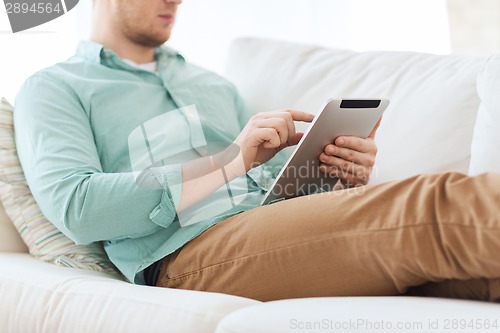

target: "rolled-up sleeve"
[148,164,183,228]
[14,73,180,245]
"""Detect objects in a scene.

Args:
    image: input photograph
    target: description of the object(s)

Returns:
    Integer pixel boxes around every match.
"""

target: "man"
[14,0,500,302]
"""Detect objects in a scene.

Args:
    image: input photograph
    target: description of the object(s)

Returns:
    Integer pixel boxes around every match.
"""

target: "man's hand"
[231,110,315,175]
[318,118,382,187]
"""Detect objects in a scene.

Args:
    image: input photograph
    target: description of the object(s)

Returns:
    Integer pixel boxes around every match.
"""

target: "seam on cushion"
[165,221,500,281]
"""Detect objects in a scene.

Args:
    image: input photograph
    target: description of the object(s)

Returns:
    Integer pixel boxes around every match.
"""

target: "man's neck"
[90,33,156,64]
[110,42,156,64]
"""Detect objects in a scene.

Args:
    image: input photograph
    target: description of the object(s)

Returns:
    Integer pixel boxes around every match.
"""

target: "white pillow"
[226,38,484,184]
[469,54,500,175]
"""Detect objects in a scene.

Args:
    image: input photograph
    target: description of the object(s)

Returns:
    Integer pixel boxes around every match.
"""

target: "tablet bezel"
[260,98,389,205]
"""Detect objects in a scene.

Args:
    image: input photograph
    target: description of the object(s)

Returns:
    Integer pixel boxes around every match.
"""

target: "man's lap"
[156,172,500,301]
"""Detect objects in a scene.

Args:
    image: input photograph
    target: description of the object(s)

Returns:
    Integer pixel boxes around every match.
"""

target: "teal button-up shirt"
[14,40,285,284]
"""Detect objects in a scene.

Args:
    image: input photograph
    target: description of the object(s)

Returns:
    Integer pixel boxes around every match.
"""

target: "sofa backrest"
[225,37,485,185]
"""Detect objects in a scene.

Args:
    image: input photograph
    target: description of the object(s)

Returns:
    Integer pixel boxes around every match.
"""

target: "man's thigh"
[157,172,500,301]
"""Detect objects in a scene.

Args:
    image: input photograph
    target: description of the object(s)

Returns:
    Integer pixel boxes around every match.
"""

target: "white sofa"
[1,38,500,332]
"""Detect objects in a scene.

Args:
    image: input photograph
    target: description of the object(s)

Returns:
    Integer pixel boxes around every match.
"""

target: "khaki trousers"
[157,172,500,302]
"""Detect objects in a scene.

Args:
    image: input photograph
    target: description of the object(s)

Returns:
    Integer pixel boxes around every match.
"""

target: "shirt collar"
[75,40,185,65]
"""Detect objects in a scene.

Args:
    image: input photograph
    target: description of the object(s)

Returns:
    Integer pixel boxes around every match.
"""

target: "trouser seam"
[165,220,498,281]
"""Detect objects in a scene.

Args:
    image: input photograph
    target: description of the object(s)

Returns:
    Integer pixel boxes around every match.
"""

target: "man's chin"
[153,29,172,46]
[154,32,171,46]
[131,31,171,48]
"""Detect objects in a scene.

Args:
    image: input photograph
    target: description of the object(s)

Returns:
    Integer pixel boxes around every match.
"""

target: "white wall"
[168,0,451,74]
[0,0,450,102]
[447,0,500,56]
[0,1,90,103]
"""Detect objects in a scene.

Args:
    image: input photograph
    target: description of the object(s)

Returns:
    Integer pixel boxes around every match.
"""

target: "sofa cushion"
[0,199,27,253]
[0,98,119,275]
[216,297,500,333]
[225,38,484,184]
[0,253,259,333]
[469,54,500,175]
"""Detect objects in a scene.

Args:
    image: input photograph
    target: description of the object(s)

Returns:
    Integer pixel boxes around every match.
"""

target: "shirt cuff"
[149,164,183,229]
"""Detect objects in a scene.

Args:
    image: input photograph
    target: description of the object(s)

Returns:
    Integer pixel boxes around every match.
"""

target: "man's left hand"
[318,119,381,187]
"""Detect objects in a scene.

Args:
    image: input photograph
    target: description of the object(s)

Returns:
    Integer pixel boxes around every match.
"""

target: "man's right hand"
[230,110,315,176]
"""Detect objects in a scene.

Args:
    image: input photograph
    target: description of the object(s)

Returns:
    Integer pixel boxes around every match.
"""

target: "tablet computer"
[261,98,389,205]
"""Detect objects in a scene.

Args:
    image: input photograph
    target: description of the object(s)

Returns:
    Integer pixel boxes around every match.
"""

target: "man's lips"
[158,14,174,24]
